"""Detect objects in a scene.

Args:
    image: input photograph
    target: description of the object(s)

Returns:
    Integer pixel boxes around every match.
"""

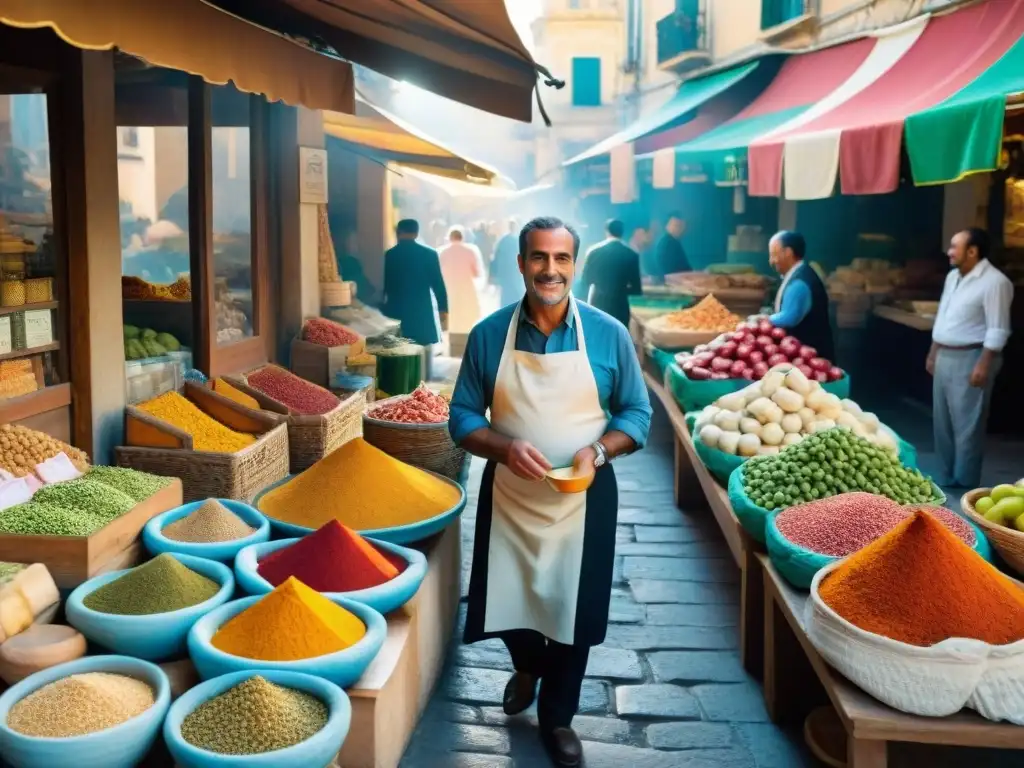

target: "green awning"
[666,106,805,164]
[905,34,1024,185]
[562,61,758,167]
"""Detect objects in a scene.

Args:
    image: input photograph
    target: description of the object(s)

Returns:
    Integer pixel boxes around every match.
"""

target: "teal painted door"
[572,57,602,107]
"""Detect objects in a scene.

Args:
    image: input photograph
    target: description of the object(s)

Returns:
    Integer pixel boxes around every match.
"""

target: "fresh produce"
[679,318,843,382]
[82,554,220,615]
[694,365,896,458]
[302,317,361,347]
[819,511,1024,647]
[85,466,171,502]
[246,365,339,416]
[162,499,256,543]
[137,391,257,453]
[974,484,1024,530]
[742,428,936,510]
[122,325,182,360]
[180,675,329,755]
[6,671,155,737]
[646,295,741,332]
[0,425,89,479]
[367,384,449,424]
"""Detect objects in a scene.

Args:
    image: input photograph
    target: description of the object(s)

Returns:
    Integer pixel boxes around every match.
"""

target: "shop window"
[761,0,809,30]
[0,86,65,412]
[571,57,602,107]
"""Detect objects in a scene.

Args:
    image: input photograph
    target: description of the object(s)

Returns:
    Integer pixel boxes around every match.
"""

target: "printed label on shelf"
[22,309,52,348]
[0,316,11,354]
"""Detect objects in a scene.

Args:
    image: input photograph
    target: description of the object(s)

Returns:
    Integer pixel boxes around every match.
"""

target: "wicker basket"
[363,395,466,481]
[115,387,289,502]
[961,488,1024,575]
[226,366,364,472]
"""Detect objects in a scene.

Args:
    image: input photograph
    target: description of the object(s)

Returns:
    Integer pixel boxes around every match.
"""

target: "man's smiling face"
[519,227,576,307]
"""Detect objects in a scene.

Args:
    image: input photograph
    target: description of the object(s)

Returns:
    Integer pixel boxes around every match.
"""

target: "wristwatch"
[591,441,608,468]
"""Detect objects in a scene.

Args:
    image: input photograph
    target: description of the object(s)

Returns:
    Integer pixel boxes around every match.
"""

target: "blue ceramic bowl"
[234,536,427,614]
[254,470,467,543]
[0,655,170,768]
[66,554,235,661]
[188,595,386,688]
[143,499,271,562]
[163,670,350,768]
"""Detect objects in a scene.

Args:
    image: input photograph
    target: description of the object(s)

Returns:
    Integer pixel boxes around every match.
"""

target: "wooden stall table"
[759,554,1024,767]
[644,369,764,676]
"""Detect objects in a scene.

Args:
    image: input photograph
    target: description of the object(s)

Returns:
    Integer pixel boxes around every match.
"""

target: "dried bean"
[302,318,360,347]
[247,366,339,416]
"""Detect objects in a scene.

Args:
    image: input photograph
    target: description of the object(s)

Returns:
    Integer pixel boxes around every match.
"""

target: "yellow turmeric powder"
[211,577,365,660]
[258,437,461,530]
[212,378,261,411]
[138,392,256,453]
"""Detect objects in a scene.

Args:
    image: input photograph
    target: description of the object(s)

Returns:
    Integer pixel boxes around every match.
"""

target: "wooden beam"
[187,76,214,375]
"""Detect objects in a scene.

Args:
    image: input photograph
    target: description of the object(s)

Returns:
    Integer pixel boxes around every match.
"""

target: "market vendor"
[449,216,651,768]
[927,227,1013,488]
[768,230,834,360]
[577,218,642,327]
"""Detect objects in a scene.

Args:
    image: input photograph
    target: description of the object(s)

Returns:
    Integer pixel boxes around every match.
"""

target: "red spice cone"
[257,520,403,592]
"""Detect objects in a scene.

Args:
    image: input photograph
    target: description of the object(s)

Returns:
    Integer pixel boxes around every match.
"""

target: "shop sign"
[299,147,328,204]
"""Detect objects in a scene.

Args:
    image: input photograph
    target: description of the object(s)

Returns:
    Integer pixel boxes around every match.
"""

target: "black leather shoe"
[542,727,583,767]
[502,672,538,715]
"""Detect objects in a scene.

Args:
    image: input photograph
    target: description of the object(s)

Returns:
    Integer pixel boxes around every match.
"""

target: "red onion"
[791,357,805,368]
[770,327,786,341]
[779,337,800,357]
[710,372,730,380]
[813,370,829,383]
[799,345,817,360]
[755,335,773,349]
[742,333,757,346]
[693,352,715,367]
[752,361,769,379]
[767,353,788,367]
[730,360,748,377]
[688,366,711,380]
[748,350,765,364]
[762,342,779,358]
[682,360,695,373]
[741,369,756,381]
[718,341,738,358]
[728,331,747,342]
[694,344,709,355]
[798,364,813,378]
[711,357,733,373]
[758,319,774,335]
[736,344,753,360]
[809,357,831,373]
[827,366,844,382]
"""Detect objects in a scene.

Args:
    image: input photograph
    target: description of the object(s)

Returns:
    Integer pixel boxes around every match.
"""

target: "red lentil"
[776,493,976,556]
[302,317,360,347]
[247,366,339,416]
[368,385,449,424]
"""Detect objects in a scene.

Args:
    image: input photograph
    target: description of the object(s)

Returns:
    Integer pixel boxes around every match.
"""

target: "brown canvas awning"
[200,0,545,122]
[0,0,355,113]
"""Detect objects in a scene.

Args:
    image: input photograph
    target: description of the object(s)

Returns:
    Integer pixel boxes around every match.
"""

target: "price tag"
[0,316,11,354]
[23,309,53,349]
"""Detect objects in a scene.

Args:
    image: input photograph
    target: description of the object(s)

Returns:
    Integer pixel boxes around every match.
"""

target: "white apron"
[482,300,608,645]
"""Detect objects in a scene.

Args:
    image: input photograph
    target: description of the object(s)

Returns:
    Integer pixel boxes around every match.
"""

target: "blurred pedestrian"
[439,225,485,334]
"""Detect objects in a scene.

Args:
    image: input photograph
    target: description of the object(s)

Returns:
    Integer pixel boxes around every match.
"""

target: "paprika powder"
[819,511,1024,647]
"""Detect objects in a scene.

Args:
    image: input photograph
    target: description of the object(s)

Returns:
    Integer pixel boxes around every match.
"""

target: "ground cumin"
[257,438,461,530]
[257,520,402,592]
[819,511,1024,647]
[211,577,365,661]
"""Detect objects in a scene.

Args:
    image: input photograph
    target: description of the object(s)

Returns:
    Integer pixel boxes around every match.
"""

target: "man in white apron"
[449,217,652,767]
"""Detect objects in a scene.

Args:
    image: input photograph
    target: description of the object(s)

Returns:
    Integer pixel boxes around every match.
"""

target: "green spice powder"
[0,501,103,536]
[180,675,328,755]
[83,554,220,615]
[87,466,171,502]
[34,479,136,523]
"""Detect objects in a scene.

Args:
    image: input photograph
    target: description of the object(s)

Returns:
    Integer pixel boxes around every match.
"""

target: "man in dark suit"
[577,219,642,327]
[490,218,523,306]
[648,212,690,283]
[383,219,448,379]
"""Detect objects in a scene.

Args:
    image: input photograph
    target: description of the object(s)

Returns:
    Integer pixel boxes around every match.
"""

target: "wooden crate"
[290,335,366,389]
[0,479,182,589]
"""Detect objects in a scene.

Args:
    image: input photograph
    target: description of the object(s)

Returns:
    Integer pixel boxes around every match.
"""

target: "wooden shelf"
[0,382,71,424]
[0,300,58,317]
[0,342,59,362]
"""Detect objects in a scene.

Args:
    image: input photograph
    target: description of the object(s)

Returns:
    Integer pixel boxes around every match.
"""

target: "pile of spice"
[258,520,404,592]
[212,577,365,661]
[7,671,155,737]
[818,511,1024,646]
[34,479,136,523]
[0,479,139,536]
[647,295,742,332]
[302,317,360,347]
[82,554,220,615]
[86,466,171,502]
[180,675,328,755]
[368,384,449,424]
[775,493,976,557]
[258,437,461,530]
[212,378,262,410]
[137,391,256,452]
[246,366,339,416]
[162,499,256,543]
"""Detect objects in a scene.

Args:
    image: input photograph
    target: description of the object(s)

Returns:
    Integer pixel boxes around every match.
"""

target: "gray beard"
[530,279,568,306]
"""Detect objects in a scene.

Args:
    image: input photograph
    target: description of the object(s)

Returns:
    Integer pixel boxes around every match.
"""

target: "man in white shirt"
[927,228,1013,488]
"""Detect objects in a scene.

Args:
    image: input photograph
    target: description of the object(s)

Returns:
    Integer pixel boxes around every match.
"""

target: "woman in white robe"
[439,225,485,334]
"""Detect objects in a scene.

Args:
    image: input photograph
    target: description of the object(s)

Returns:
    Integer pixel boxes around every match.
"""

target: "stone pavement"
[400,402,814,768]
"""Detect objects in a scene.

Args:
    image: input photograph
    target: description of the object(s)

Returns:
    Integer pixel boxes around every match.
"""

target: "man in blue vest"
[768,230,834,360]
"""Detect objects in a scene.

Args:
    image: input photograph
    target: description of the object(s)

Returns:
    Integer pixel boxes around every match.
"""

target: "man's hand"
[926,351,936,376]
[572,445,598,477]
[439,312,450,332]
[506,439,551,481]
[969,359,989,388]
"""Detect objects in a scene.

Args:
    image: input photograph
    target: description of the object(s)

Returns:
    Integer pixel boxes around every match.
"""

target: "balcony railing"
[760,0,815,31]
[656,0,708,70]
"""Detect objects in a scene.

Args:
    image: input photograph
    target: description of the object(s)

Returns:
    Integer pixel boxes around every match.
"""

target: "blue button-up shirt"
[449,299,652,450]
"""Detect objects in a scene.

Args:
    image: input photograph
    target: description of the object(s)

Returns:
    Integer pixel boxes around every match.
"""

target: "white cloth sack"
[806,560,1024,723]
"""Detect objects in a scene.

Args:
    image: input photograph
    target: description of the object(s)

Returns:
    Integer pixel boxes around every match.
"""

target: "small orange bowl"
[545,467,595,494]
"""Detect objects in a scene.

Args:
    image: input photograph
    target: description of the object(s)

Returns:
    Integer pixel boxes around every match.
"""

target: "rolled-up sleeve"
[983,277,1014,352]
[607,325,652,449]
[448,327,491,444]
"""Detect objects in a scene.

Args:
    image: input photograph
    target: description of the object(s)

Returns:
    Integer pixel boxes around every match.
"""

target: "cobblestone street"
[401,401,813,767]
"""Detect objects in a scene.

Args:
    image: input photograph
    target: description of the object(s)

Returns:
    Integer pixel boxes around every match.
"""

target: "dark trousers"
[501,629,591,730]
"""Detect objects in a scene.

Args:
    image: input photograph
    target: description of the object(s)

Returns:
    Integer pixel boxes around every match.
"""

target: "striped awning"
[750,0,1024,198]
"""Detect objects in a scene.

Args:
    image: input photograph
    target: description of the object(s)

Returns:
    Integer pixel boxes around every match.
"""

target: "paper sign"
[609,143,636,204]
[0,478,33,512]
[0,316,11,355]
[299,147,328,204]
[652,148,676,190]
[35,453,82,484]
[23,309,53,348]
